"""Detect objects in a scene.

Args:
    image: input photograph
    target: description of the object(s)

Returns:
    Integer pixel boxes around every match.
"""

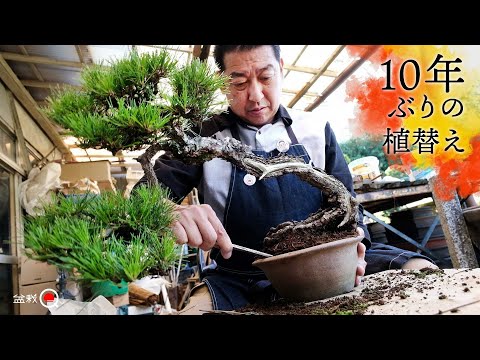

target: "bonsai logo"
[39,288,59,308]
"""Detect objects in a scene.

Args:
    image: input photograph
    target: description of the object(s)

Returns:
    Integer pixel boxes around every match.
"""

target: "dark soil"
[263,227,357,256]
[232,267,446,315]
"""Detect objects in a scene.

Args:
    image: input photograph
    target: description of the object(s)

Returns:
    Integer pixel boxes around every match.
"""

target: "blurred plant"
[340,135,389,172]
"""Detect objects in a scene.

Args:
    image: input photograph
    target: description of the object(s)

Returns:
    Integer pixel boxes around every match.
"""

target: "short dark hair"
[213,45,281,72]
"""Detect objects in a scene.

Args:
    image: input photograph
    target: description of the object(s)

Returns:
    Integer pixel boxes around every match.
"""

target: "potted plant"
[28,48,361,303]
[23,185,179,301]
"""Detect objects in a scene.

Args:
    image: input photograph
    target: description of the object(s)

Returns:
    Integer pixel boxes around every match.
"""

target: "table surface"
[205,268,480,315]
[307,268,480,315]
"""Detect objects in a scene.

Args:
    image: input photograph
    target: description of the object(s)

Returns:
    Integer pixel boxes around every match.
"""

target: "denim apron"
[203,125,324,310]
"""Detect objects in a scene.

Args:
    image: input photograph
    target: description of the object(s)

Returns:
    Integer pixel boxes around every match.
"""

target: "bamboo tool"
[170,244,186,287]
[213,242,272,257]
[231,243,272,257]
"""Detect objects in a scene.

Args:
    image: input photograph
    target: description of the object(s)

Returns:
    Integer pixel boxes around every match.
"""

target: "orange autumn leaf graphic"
[346,45,480,200]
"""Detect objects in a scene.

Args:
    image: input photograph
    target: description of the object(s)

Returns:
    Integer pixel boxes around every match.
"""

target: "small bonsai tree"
[24,186,178,285]
[29,47,358,279]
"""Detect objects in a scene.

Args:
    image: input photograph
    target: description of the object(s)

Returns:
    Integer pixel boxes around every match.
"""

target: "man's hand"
[355,227,367,286]
[171,204,233,259]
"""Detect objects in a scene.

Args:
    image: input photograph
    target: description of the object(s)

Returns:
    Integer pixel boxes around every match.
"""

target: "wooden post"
[192,45,211,62]
[8,91,32,173]
[429,177,478,268]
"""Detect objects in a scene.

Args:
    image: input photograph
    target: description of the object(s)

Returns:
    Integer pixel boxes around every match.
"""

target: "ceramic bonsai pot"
[252,232,363,302]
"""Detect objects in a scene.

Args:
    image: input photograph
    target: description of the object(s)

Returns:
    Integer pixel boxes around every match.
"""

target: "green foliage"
[81,49,178,104]
[44,88,94,123]
[24,185,179,283]
[168,58,229,121]
[43,49,229,155]
[340,135,389,172]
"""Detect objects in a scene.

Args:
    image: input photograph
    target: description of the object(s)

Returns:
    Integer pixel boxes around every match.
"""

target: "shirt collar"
[224,104,293,130]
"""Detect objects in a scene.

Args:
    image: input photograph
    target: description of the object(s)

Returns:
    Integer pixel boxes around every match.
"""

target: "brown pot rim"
[252,232,363,266]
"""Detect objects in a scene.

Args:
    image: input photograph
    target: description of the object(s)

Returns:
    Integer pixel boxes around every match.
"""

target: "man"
[138,45,436,314]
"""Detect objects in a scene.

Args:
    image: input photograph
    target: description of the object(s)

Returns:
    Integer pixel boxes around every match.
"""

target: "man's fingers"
[215,226,233,259]
[194,217,219,250]
[355,260,366,286]
[356,226,365,239]
[356,260,367,276]
[171,204,232,258]
[171,221,188,245]
[357,241,366,258]
[175,211,205,247]
[205,210,232,259]
[355,241,367,286]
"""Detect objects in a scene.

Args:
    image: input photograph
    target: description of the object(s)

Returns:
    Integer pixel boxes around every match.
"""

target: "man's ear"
[280,58,284,77]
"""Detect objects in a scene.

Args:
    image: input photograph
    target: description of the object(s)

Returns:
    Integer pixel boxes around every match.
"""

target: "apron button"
[243,174,256,186]
[276,140,289,152]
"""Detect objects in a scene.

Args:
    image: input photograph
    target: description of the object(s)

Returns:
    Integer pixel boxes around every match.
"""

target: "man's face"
[223,46,284,127]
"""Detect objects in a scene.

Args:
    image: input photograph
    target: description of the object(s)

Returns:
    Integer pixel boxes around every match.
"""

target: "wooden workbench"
[307,268,480,315]
[211,268,480,315]
[355,179,432,214]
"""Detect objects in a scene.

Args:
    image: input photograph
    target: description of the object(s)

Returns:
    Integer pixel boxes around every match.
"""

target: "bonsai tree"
[29,47,358,282]
[24,186,178,286]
